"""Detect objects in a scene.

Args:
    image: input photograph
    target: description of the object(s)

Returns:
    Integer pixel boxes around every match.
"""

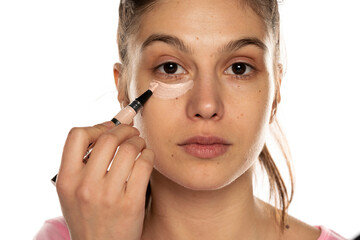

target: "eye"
[224,62,253,76]
[157,62,186,75]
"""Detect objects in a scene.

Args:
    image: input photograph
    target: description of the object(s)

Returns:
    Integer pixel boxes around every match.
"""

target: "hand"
[56,122,154,240]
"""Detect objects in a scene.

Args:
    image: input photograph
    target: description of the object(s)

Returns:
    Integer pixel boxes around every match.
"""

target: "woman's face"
[124,0,277,190]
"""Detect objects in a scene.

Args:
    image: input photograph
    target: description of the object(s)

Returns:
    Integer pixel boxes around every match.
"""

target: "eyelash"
[154,61,256,80]
[224,62,256,80]
[154,62,187,80]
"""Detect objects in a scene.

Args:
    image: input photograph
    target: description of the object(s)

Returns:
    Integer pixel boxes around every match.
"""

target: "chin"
[180,178,235,191]
[153,160,247,191]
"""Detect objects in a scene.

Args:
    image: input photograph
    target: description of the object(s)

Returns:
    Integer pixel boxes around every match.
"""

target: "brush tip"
[149,81,159,92]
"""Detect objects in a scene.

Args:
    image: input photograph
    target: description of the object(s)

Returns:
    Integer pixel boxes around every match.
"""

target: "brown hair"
[117,0,294,231]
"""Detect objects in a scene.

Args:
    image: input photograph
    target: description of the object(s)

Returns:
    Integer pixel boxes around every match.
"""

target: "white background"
[0,0,359,239]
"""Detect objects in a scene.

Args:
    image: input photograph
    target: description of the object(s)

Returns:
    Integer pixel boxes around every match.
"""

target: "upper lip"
[178,136,231,146]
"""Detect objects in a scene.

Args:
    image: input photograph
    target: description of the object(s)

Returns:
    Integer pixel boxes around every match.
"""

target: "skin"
[127,0,273,191]
[117,0,321,239]
[56,0,321,240]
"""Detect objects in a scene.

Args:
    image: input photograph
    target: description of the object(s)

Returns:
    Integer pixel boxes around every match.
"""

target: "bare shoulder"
[256,199,321,240]
[281,214,321,240]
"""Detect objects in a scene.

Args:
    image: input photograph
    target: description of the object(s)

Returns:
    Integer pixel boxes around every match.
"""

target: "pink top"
[34,217,347,240]
[315,226,347,240]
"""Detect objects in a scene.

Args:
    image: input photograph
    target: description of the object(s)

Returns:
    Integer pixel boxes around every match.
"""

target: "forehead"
[135,0,269,50]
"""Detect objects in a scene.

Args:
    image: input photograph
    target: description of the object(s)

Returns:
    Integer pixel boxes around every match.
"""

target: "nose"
[186,74,224,121]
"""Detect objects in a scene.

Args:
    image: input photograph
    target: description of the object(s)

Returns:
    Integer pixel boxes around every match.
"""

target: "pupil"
[232,63,246,75]
[164,62,178,74]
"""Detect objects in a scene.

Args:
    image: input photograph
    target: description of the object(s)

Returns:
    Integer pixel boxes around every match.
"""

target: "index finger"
[58,122,114,178]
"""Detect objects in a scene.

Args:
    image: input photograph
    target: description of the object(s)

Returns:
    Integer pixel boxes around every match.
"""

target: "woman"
[35,0,346,239]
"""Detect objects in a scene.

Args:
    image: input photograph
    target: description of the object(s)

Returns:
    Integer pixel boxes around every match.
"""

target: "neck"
[142,168,277,240]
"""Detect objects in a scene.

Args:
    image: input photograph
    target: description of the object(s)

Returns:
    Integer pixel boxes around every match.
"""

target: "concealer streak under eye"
[150,79,194,100]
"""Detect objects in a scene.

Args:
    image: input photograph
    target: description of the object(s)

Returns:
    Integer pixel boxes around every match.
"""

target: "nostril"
[194,113,218,118]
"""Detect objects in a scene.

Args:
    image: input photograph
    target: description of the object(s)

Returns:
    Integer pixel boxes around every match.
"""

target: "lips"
[178,136,231,159]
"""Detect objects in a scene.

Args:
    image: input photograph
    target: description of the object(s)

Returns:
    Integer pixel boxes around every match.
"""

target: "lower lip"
[179,144,230,159]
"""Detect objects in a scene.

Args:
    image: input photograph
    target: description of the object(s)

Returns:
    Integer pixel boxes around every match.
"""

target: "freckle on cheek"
[236,113,244,119]
[258,90,262,93]
[171,154,174,157]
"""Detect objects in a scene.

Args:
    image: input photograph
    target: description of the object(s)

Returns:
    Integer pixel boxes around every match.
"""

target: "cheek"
[230,78,273,124]
[229,78,274,151]
[134,99,182,147]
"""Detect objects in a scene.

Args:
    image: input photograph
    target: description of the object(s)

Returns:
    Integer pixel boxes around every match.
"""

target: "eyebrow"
[222,37,268,53]
[141,34,192,53]
[141,33,268,54]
